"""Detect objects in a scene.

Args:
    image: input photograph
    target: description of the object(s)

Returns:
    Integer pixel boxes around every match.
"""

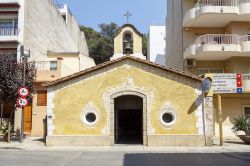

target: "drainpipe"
[0,103,3,130]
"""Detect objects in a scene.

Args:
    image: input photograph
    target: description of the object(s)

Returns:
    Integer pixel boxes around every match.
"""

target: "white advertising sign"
[212,74,242,94]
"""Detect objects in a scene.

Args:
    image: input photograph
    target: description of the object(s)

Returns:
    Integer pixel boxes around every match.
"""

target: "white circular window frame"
[159,103,178,129]
[81,102,100,127]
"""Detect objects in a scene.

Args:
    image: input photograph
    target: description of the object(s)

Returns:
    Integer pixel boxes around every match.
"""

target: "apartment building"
[147,25,166,66]
[166,0,250,139]
[0,0,95,137]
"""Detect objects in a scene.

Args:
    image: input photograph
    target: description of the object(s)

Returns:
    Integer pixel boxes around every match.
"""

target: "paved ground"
[0,137,250,166]
[0,150,249,166]
[1,137,250,152]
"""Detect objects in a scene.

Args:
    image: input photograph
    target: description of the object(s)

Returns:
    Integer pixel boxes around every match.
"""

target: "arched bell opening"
[123,31,133,55]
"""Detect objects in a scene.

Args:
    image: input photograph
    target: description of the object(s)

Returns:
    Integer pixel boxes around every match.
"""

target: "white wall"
[23,0,89,61]
[166,0,184,70]
[148,26,166,66]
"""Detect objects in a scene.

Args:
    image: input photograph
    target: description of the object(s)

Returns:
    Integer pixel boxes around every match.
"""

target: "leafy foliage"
[81,23,148,64]
[0,55,36,106]
[0,122,15,136]
[142,34,148,58]
[80,23,119,64]
[232,116,250,136]
[99,23,118,40]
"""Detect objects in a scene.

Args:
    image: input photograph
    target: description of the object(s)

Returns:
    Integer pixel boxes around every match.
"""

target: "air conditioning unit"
[185,59,196,68]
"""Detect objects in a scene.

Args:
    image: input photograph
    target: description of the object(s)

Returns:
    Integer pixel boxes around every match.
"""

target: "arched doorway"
[114,95,143,144]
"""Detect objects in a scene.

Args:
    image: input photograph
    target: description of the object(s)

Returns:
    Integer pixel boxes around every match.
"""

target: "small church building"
[44,24,214,146]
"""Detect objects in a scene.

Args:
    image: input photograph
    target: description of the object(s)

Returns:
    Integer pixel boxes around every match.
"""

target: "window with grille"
[244,106,250,118]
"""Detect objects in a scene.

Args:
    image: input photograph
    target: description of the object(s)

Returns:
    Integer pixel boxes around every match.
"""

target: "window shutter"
[37,91,47,106]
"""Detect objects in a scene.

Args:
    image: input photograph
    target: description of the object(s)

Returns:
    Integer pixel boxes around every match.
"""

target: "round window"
[162,113,174,124]
[85,113,97,123]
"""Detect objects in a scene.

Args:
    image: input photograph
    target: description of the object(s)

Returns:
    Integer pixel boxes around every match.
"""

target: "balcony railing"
[195,0,239,7]
[56,4,72,16]
[0,0,18,3]
[240,35,250,42]
[35,61,57,71]
[195,0,250,7]
[239,0,250,4]
[196,34,240,46]
[0,27,19,36]
[56,4,65,9]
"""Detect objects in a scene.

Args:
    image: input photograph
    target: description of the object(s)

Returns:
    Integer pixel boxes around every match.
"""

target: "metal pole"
[217,94,223,146]
[201,89,207,146]
[20,58,26,143]
[0,104,3,130]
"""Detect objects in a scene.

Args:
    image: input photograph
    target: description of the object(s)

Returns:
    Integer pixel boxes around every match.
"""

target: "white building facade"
[147,25,166,66]
[0,0,95,137]
[0,0,94,66]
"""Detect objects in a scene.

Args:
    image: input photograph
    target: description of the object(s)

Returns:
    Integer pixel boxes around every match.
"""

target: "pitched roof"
[42,56,203,87]
[115,24,143,37]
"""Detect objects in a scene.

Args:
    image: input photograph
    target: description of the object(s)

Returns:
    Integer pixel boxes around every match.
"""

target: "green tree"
[0,55,36,142]
[80,23,119,64]
[98,23,119,40]
[81,23,148,64]
[142,34,148,58]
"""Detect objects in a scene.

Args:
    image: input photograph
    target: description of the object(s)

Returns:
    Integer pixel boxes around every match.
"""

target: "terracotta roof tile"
[115,24,143,37]
[42,56,203,87]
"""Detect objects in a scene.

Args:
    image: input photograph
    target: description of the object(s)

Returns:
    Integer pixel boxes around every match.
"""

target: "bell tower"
[111,24,146,60]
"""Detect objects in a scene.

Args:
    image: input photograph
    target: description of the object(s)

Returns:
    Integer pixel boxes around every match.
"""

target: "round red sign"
[18,87,30,97]
[17,97,29,108]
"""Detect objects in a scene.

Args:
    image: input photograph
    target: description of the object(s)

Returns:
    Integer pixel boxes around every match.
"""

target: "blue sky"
[56,0,166,33]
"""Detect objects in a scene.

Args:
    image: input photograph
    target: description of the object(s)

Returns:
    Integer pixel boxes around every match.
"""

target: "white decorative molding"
[47,88,55,136]
[195,85,204,135]
[102,77,155,135]
[159,102,178,129]
[80,102,100,128]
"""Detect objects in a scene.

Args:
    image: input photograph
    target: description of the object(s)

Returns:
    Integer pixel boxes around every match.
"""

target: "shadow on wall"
[187,92,202,115]
[123,153,250,166]
[155,54,166,66]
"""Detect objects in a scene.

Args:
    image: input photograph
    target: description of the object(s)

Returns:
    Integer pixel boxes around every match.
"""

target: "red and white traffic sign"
[18,87,30,97]
[17,97,29,108]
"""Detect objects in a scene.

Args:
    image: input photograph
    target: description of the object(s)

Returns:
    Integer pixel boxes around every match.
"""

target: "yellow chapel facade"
[44,25,214,146]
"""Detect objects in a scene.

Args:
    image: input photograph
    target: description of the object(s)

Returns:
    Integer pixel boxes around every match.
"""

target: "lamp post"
[20,45,30,143]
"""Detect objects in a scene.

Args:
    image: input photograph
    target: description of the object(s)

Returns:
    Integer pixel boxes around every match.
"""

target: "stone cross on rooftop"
[124,11,132,24]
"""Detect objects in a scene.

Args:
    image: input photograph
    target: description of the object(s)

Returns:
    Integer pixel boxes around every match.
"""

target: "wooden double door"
[24,105,32,135]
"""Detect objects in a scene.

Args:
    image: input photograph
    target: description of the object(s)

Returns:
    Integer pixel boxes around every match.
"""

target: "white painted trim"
[80,102,100,128]
[159,102,178,129]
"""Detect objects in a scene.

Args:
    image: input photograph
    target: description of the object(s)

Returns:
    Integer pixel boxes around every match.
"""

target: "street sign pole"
[217,94,223,146]
[20,51,26,143]
[20,46,26,143]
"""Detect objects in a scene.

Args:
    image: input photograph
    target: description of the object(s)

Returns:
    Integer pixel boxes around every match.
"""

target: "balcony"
[0,0,19,4]
[184,34,241,60]
[241,35,250,53]
[56,4,72,16]
[0,27,19,42]
[35,61,61,82]
[183,0,250,27]
[35,59,75,82]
